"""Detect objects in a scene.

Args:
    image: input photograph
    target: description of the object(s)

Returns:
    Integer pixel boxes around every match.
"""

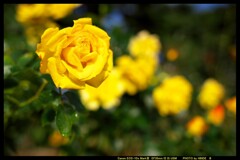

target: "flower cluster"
[207,105,225,126]
[186,103,226,137]
[117,30,161,95]
[77,30,161,110]
[34,15,233,139]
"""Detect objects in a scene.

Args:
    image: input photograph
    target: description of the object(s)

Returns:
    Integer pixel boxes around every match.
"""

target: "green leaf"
[56,103,78,136]
[41,107,56,127]
[16,52,34,67]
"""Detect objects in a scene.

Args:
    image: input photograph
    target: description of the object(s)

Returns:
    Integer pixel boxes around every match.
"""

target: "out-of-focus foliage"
[4,4,236,156]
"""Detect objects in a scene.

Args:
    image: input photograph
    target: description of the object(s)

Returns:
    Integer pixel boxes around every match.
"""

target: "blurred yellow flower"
[16,4,49,24]
[79,68,125,111]
[47,4,82,20]
[186,116,208,137]
[36,18,113,89]
[152,75,193,116]
[116,55,156,95]
[24,19,58,46]
[225,96,236,115]
[16,4,81,24]
[128,30,161,61]
[48,131,69,147]
[16,4,81,46]
[166,48,179,61]
[198,78,225,110]
[207,105,225,126]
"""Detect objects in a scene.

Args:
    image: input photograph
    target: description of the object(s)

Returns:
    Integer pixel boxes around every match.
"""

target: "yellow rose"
[128,30,161,59]
[47,4,82,20]
[16,4,81,24]
[116,55,156,95]
[186,116,208,137]
[24,19,58,46]
[198,78,225,110]
[36,18,113,89]
[16,4,81,47]
[152,75,193,116]
[79,68,125,111]
[225,96,236,115]
[16,4,49,24]
[207,105,225,126]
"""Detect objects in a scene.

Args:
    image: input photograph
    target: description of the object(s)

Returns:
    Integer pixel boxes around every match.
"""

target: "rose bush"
[36,18,113,89]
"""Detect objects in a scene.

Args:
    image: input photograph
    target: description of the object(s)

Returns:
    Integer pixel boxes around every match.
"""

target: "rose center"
[61,38,95,69]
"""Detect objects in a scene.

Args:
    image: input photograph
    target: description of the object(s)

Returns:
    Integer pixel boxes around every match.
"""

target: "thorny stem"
[19,79,48,107]
[5,79,48,107]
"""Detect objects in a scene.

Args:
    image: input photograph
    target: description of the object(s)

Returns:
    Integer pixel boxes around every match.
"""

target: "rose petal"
[61,60,86,80]
[36,28,59,58]
[40,60,49,73]
[47,57,85,89]
[81,51,97,62]
[46,27,72,52]
[56,59,66,74]
[83,25,110,46]
[61,35,78,48]
[40,27,59,44]
[86,50,113,87]
[38,37,67,73]
[73,18,92,25]
[62,47,83,70]
[80,54,105,80]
